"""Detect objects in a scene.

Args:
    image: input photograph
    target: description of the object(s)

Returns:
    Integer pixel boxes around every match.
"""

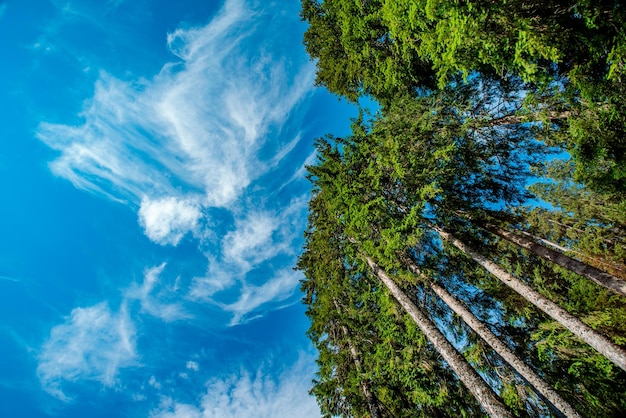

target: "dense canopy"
[299,1,626,416]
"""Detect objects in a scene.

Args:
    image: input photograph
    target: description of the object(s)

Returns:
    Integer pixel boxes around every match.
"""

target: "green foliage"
[301,0,626,196]
[527,159,626,277]
[478,226,626,417]
[303,0,626,91]
[300,0,436,103]
[298,177,482,416]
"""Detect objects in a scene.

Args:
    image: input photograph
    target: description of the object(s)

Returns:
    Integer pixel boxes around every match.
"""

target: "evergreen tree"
[300,0,626,195]
[299,102,626,415]
[299,151,483,416]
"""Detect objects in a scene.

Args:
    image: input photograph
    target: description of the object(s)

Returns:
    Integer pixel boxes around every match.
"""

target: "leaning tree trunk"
[364,257,513,418]
[515,229,626,279]
[434,227,626,373]
[481,222,626,297]
[333,299,381,418]
[403,258,580,418]
[429,281,581,418]
[476,110,572,128]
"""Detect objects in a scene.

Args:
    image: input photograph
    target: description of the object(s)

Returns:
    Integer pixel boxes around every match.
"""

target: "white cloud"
[152,401,203,418]
[37,0,316,324]
[222,211,279,271]
[149,375,162,390]
[223,269,302,326]
[186,361,199,372]
[37,0,314,211]
[189,201,307,323]
[126,263,190,321]
[150,355,320,418]
[189,199,306,326]
[37,302,137,400]
[139,197,201,246]
[37,264,188,401]
[188,256,238,300]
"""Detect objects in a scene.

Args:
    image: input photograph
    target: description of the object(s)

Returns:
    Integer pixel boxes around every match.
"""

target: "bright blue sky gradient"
[0,1,358,416]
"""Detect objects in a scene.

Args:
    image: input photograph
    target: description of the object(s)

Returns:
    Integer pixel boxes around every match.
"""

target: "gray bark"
[429,281,581,418]
[365,257,513,418]
[404,259,580,417]
[516,230,572,254]
[482,110,571,127]
[434,227,626,373]
[517,230,626,276]
[484,223,626,298]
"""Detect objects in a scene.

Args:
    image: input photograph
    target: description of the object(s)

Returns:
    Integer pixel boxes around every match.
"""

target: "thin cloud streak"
[222,269,303,326]
[126,263,191,322]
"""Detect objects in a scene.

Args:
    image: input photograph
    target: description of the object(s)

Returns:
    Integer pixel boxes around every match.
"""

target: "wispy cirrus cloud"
[190,196,308,324]
[222,211,282,273]
[37,262,193,400]
[126,263,190,322]
[36,302,137,401]
[221,269,303,326]
[36,0,315,324]
[37,0,314,211]
[190,210,291,300]
[150,355,320,418]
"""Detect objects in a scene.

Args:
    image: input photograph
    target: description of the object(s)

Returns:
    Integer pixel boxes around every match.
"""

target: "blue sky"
[0,0,358,416]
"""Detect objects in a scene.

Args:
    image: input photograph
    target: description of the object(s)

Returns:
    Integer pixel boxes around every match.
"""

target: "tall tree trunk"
[477,110,572,128]
[434,227,626,372]
[364,257,514,418]
[333,299,381,418]
[482,223,626,297]
[403,258,580,418]
[515,229,626,279]
[516,230,572,254]
[429,281,581,418]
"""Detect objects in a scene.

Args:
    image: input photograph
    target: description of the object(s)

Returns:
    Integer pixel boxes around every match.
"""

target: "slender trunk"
[333,299,381,418]
[429,282,581,418]
[546,218,605,238]
[516,230,572,254]
[364,257,513,418]
[482,223,626,298]
[477,110,571,128]
[517,230,626,278]
[434,227,626,372]
[403,259,580,417]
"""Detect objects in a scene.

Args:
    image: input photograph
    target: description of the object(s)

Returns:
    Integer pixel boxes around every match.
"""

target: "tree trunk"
[516,230,573,254]
[516,229,626,279]
[477,110,572,128]
[333,299,381,418]
[364,257,513,418]
[434,227,626,373]
[403,258,580,417]
[429,281,581,418]
[482,223,626,298]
